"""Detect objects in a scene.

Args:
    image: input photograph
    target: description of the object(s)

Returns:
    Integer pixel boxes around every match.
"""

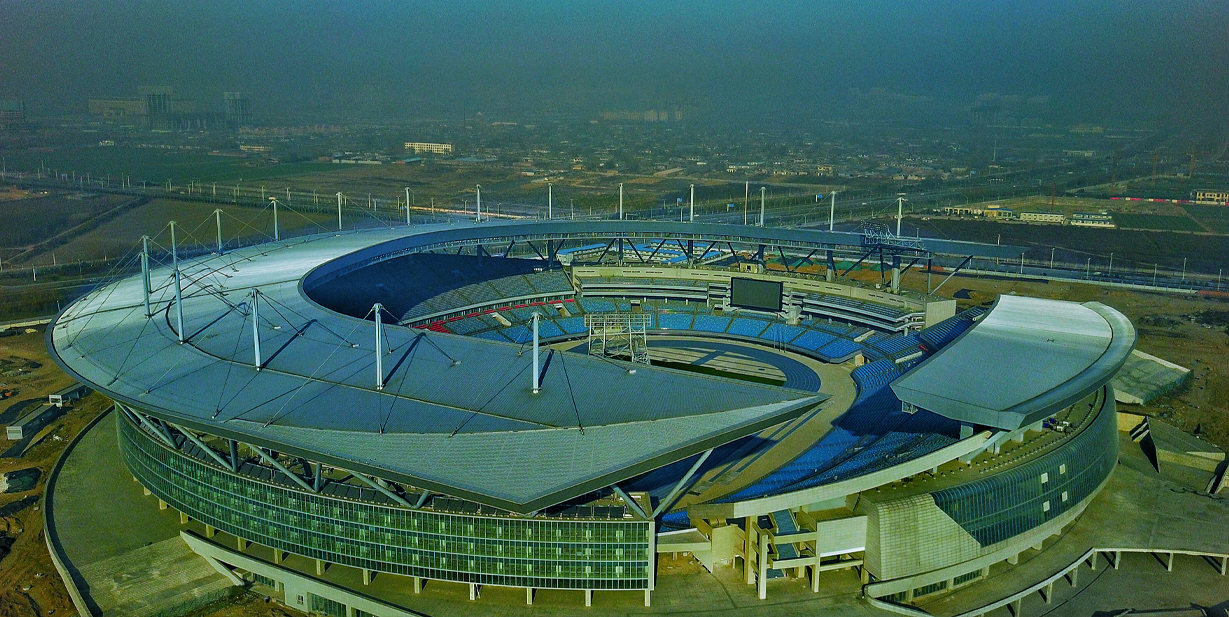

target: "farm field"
[1111,212,1205,232]
[905,217,1229,275]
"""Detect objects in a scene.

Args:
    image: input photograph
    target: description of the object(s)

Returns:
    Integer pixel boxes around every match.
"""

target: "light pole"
[548,183,553,220]
[689,184,695,222]
[760,187,766,226]
[1108,252,1113,279]
[1182,257,1187,281]
[619,183,624,220]
[1086,258,1091,279]
[476,184,482,222]
[896,194,906,236]
[829,192,836,232]
[1050,247,1055,270]
[336,192,344,231]
[744,181,749,226]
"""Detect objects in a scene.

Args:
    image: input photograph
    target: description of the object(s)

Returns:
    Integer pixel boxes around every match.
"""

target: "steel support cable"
[213,306,252,417]
[58,243,142,330]
[102,307,153,387]
[63,251,146,351]
[254,306,374,427]
[259,293,356,346]
[448,361,533,438]
[555,351,585,434]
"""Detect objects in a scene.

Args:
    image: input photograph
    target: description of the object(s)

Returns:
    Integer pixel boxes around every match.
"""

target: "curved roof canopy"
[51,222,847,513]
[891,295,1136,431]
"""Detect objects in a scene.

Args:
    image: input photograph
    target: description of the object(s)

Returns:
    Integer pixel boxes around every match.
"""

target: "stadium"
[46,220,1136,615]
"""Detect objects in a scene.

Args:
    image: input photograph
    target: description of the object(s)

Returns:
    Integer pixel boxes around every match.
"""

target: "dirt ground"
[0,329,107,617]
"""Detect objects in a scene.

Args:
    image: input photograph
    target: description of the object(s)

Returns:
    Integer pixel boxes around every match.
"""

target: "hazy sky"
[2,0,1226,125]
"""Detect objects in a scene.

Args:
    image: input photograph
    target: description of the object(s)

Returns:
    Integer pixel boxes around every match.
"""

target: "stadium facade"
[48,221,1135,613]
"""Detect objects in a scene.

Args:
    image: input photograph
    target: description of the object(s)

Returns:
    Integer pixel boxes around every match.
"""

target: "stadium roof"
[50,223,834,513]
[891,295,1136,431]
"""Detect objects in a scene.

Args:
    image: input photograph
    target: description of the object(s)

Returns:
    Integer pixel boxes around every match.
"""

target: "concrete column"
[158,499,167,510]
[1166,552,1174,572]
[1010,598,1022,616]
[1088,552,1097,570]
[744,518,756,585]
[413,577,423,594]
[362,569,372,585]
[205,525,215,538]
[758,532,769,600]
[811,551,821,593]
[179,511,188,524]
[825,250,835,282]
[1220,556,1227,576]
[526,587,533,605]
[1007,553,1019,565]
[1032,541,1044,552]
[1068,565,1078,587]
[315,559,325,576]
[470,583,479,601]
[1042,581,1053,603]
[237,537,247,551]
[1114,551,1121,570]
[345,606,354,617]
[890,255,900,293]
[273,550,283,565]
[861,566,870,585]
[143,486,152,496]
[644,589,651,607]
[584,589,592,607]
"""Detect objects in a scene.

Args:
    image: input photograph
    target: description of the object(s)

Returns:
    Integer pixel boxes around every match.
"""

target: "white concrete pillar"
[237,537,247,551]
[205,525,215,538]
[1114,551,1121,569]
[158,499,167,510]
[1088,552,1098,570]
[413,577,423,594]
[143,486,152,496]
[469,583,478,601]
[1033,541,1044,552]
[315,559,325,576]
[744,517,756,585]
[362,569,372,585]
[644,589,651,607]
[1166,552,1174,572]
[758,532,769,600]
[1220,556,1227,576]
[179,511,188,524]
[273,550,283,565]
[1011,598,1023,615]
[526,587,533,605]
[1069,565,1079,587]
[1042,581,1053,604]
[1007,553,1019,565]
[584,589,592,607]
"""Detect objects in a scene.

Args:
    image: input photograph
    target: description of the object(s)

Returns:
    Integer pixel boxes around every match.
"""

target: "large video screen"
[730,277,783,312]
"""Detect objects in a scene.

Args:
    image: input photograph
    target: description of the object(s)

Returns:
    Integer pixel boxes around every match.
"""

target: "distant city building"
[238,144,271,154]
[0,99,25,131]
[599,109,684,123]
[1193,189,1229,205]
[88,86,221,130]
[87,97,145,118]
[404,142,453,155]
[223,92,252,127]
[1070,213,1116,228]
[1018,211,1065,224]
